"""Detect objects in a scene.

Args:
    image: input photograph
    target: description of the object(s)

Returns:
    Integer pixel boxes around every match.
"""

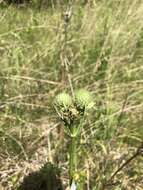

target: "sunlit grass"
[0,1,143,189]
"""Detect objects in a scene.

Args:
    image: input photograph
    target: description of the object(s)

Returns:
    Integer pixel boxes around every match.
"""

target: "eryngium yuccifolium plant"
[54,89,94,189]
[54,92,72,110]
[54,89,93,133]
[74,89,94,113]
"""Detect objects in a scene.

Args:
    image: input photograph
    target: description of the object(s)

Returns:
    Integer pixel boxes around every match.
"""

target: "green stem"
[69,135,77,186]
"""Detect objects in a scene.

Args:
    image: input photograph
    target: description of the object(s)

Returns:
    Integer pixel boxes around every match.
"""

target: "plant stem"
[101,144,143,190]
[69,135,77,186]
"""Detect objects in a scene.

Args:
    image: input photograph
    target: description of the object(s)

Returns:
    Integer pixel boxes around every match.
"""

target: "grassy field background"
[0,0,143,189]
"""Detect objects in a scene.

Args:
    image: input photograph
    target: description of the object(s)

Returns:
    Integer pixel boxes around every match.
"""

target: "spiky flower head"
[54,92,72,109]
[74,89,94,110]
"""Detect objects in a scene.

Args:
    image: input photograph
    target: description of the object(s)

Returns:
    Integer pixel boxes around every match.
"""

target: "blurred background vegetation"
[0,0,143,189]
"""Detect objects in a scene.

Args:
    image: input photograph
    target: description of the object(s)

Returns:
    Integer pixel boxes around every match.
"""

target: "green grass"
[0,1,143,189]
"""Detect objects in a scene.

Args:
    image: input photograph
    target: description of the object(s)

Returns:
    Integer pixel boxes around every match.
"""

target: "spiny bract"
[55,92,72,109]
[74,89,94,109]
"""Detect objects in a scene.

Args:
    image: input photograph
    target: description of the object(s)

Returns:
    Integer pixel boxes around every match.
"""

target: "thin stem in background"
[60,5,74,97]
[116,92,129,127]
[102,143,143,190]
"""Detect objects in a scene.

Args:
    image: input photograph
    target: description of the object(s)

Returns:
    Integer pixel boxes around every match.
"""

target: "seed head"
[55,92,72,109]
[74,89,94,110]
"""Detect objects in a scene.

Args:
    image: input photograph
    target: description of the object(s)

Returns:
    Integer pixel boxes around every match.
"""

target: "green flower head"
[55,92,72,109]
[74,89,94,110]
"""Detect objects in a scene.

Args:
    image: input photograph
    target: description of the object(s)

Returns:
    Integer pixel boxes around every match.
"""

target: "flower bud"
[74,89,94,110]
[55,92,72,109]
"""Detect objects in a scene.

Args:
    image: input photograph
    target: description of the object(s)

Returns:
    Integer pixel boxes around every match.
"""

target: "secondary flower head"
[54,92,72,109]
[74,89,94,110]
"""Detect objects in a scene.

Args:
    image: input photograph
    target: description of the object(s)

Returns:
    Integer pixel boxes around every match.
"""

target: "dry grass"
[0,1,143,189]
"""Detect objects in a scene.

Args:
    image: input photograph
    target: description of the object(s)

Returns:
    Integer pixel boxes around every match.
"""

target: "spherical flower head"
[74,89,94,110]
[54,92,72,110]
